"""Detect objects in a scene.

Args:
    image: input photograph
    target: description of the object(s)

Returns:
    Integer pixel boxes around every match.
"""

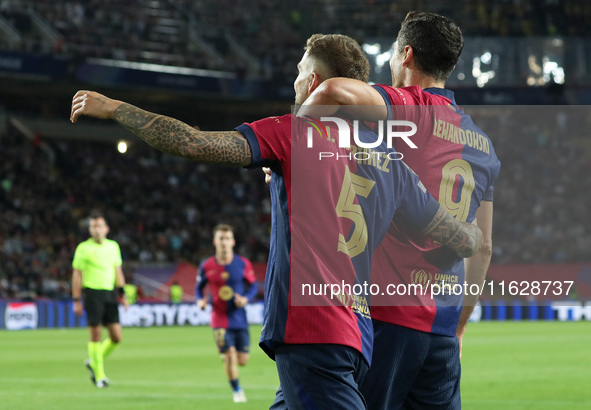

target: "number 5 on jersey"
[336,166,376,259]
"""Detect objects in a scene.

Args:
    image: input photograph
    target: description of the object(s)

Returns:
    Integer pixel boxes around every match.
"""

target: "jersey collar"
[424,87,457,106]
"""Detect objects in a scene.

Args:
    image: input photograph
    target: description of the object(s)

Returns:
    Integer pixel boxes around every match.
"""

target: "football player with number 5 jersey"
[301,11,501,410]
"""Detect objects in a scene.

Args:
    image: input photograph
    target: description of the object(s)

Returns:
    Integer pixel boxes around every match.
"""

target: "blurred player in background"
[69,34,482,408]
[196,224,257,403]
[169,281,183,304]
[123,273,143,304]
[123,283,138,305]
[301,11,501,409]
[72,211,129,388]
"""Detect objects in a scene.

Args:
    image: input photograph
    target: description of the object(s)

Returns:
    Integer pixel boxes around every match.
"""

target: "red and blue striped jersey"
[196,255,257,330]
[236,114,440,364]
[370,85,501,336]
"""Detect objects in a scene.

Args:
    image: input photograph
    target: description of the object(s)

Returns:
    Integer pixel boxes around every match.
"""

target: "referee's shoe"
[84,360,95,384]
[96,378,109,388]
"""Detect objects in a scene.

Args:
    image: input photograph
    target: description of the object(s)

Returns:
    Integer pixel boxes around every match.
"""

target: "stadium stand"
[2,1,590,80]
[1,0,591,300]
[0,126,271,300]
[1,105,590,300]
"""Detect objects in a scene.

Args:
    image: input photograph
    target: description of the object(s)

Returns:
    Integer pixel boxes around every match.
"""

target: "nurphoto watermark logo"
[304,117,418,160]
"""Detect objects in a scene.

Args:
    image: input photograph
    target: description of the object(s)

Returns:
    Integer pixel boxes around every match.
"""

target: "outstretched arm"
[298,78,388,121]
[421,205,483,259]
[70,91,251,167]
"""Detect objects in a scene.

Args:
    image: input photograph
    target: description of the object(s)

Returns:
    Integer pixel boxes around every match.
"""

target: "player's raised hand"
[70,90,123,123]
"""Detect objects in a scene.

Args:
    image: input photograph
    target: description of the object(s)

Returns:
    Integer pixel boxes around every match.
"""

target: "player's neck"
[92,237,105,244]
[216,252,234,265]
[403,71,445,90]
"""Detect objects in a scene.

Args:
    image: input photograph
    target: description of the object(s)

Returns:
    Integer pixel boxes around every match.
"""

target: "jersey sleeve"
[114,242,123,266]
[72,243,84,270]
[234,114,293,168]
[372,85,409,120]
[483,157,501,202]
[483,185,494,201]
[241,258,258,301]
[393,161,441,232]
[195,263,208,300]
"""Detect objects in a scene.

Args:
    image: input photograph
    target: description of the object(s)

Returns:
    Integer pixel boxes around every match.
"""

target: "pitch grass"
[0,322,589,410]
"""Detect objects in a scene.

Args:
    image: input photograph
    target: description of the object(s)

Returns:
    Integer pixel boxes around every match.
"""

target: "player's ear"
[402,45,414,67]
[308,71,321,94]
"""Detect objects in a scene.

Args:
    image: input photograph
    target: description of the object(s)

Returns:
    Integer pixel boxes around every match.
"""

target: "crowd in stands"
[0,127,270,300]
[23,0,219,69]
[1,1,591,300]
[2,0,591,81]
[309,0,591,38]
[473,106,591,264]
[1,105,590,300]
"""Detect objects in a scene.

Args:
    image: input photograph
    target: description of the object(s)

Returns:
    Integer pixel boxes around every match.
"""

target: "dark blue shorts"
[269,344,369,410]
[360,320,461,410]
[212,328,250,354]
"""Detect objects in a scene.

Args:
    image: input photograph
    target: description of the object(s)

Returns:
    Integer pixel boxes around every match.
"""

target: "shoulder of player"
[76,238,93,249]
[103,238,121,250]
[201,255,218,268]
[380,85,425,106]
[235,255,252,266]
[246,114,294,128]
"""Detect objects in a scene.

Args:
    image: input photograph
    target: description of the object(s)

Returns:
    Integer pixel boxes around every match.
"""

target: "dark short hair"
[396,11,463,82]
[89,210,105,222]
[305,34,370,82]
[213,224,233,235]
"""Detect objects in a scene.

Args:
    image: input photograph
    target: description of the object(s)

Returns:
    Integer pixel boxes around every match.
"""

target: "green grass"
[0,322,589,409]
[461,321,591,410]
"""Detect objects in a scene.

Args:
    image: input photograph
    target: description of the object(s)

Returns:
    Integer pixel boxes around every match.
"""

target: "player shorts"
[360,319,461,410]
[83,288,120,327]
[269,344,369,410]
[212,328,250,354]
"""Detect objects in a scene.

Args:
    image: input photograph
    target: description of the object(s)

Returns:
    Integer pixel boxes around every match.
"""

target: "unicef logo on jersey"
[410,269,432,287]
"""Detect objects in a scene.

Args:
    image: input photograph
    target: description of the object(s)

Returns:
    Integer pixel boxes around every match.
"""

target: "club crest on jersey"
[410,269,432,287]
[218,285,234,301]
[221,271,230,280]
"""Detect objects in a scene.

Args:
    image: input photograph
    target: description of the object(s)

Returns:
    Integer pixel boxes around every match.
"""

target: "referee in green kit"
[72,211,129,388]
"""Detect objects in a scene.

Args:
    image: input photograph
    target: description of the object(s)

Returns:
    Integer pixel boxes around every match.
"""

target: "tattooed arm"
[421,204,483,258]
[70,91,251,167]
